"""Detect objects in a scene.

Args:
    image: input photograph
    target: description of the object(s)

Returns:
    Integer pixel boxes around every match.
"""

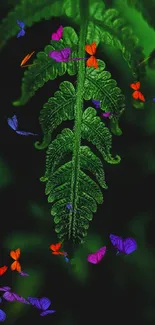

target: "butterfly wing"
[0,266,8,276]
[7,115,18,131]
[92,100,100,108]
[11,293,29,304]
[17,29,25,38]
[95,246,107,263]
[16,130,38,136]
[27,297,42,309]
[85,42,97,55]
[40,310,56,316]
[39,297,51,311]
[51,25,63,40]
[86,56,98,68]
[110,234,124,252]
[17,20,25,29]
[0,309,6,321]
[49,50,64,62]
[50,243,62,252]
[130,82,140,90]
[87,253,97,264]
[123,237,137,255]
[102,112,111,118]
[60,48,71,61]
[10,248,20,260]
[138,91,145,101]
[11,261,21,272]
[3,292,15,302]
[19,271,29,276]
[0,287,11,292]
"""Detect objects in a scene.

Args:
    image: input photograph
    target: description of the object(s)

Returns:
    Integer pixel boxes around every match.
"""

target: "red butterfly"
[49,242,67,256]
[85,42,98,69]
[0,265,8,276]
[130,81,145,101]
[10,248,21,272]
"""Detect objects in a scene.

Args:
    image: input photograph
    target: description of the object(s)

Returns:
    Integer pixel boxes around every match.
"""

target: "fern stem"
[69,0,89,241]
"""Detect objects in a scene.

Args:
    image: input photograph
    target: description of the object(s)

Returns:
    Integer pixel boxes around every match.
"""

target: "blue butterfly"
[7,115,38,136]
[16,20,25,38]
[92,99,101,109]
[0,309,6,322]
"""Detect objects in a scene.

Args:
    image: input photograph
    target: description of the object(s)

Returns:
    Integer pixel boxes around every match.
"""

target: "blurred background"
[0,0,155,324]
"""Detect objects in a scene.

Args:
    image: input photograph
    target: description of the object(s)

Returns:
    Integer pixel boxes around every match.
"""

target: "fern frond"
[82,107,121,164]
[35,81,75,149]
[84,59,125,135]
[12,27,78,106]
[91,9,146,78]
[41,148,105,243]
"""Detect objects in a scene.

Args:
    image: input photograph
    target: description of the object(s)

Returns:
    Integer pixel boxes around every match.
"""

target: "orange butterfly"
[0,265,8,276]
[49,242,67,256]
[85,42,98,69]
[20,51,35,68]
[10,248,21,272]
[130,81,145,102]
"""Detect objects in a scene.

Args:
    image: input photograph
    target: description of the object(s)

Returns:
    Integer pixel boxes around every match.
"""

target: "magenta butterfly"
[7,115,38,136]
[0,286,29,304]
[27,297,56,316]
[87,246,106,264]
[102,112,111,118]
[51,26,63,41]
[19,271,29,276]
[49,48,86,63]
[109,234,137,255]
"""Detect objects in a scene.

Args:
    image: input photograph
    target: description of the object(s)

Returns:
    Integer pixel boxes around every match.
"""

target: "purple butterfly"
[0,286,29,304]
[17,20,25,38]
[153,98,155,102]
[19,271,29,276]
[102,112,111,118]
[7,115,38,136]
[109,234,137,255]
[27,297,56,316]
[0,310,6,322]
[92,100,101,109]
[49,48,86,63]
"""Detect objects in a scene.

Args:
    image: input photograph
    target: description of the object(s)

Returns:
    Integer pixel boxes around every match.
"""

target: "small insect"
[49,48,87,63]
[19,271,29,276]
[130,81,145,101]
[0,265,8,276]
[16,20,25,38]
[27,297,56,316]
[49,242,67,256]
[92,100,101,109]
[102,112,111,118]
[109,234,137,255]
[7,115,38,136]
[0,309,6,322]
[0,286,29,304]
[152,98,155,102]
[87,246,106,264]
[10,248,21,272]
[20,51,35,68]
[85,42,98,69]
[51,25,63,41]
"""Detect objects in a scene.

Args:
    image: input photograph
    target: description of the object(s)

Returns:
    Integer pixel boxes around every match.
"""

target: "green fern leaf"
[12,27,78,106]
[82,107,121,164]
[91,9,146,78]
[40,124,111,242]
[84,59,125,135]
[35,81,75,149]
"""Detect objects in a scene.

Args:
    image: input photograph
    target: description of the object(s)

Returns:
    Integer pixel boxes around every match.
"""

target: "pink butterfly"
[87,246,106,264]
[49,48,87,63]
[51,26,63,41]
